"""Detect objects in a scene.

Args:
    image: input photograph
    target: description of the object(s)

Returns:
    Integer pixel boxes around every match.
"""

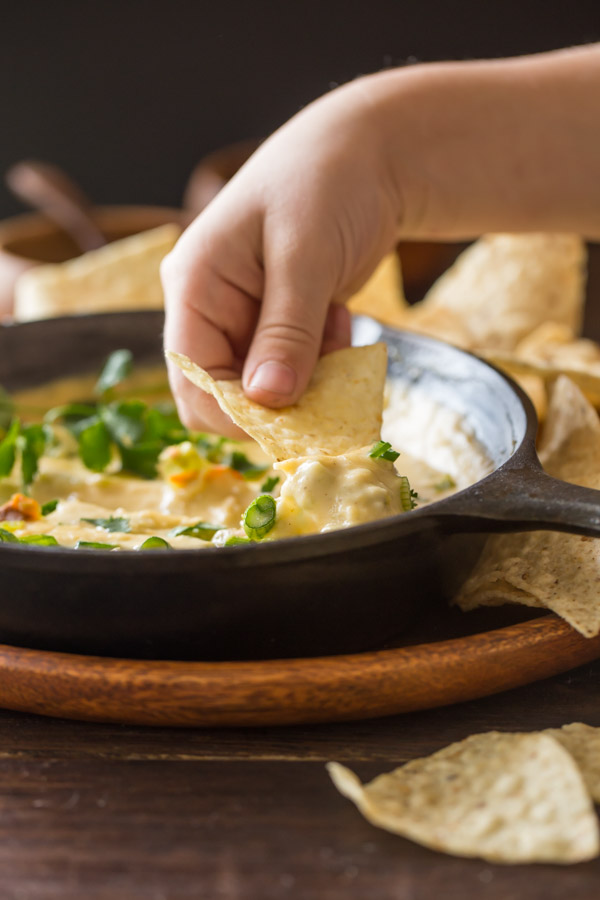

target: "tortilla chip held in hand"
[167,343,387,461]
[455,376,600,637]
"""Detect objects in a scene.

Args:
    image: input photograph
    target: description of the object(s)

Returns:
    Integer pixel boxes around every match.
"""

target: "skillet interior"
[0,312,529,660]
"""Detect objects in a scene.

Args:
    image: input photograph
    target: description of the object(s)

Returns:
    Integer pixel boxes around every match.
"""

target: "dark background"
[1,0,598,218]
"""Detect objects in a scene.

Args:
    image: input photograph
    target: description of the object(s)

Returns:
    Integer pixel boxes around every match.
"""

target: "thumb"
[242,245,345,407]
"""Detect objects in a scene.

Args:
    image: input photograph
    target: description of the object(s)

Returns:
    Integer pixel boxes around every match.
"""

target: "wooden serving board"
[1,613,600,727]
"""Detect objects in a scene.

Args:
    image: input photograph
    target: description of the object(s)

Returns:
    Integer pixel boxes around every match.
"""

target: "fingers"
[162,211,262,437]
[241,226,341,407]
[321,303,352,356]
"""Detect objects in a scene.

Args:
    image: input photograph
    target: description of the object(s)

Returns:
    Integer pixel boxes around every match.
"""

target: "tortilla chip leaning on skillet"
[327,731,599,864]
[167,343,387,461]
[485,322,600,409]
[455,377,600,637]
[398,233,586,352]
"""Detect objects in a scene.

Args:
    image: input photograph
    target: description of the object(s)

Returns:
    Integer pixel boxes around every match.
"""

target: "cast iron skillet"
[1,311,600,660]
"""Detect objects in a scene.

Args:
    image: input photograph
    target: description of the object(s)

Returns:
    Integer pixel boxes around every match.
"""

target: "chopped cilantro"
[0,418,20,477]
[81,516,131,533]
[228,450,269,480]
[94,349,133,396]
[0,386,15,432]
[260,475,280,494]
[169,521,224,541]
[75,540,118,550]
[21,423,50,487]
[78,419,112,472]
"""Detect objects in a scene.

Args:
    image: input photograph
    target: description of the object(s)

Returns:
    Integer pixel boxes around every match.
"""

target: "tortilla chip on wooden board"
[347,252,407,326]
[399,234,586,352]
[167,343,387,461]
[327,731,599,864]
[544,724,600,804]
[455,377,600,637]
[14,224,180,321]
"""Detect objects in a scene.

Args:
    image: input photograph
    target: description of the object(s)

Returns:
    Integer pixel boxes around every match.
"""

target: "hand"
[162,78,401,435]
[163,44,600,435]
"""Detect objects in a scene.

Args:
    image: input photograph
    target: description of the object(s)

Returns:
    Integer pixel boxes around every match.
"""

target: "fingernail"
[248,361,297,396]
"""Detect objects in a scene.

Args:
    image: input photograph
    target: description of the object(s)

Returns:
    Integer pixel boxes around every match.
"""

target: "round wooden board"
[1,614,600,727]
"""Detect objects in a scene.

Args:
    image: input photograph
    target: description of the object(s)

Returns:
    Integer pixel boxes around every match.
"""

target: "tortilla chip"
[509,372,547,423]
[167,344,387,461]
[328,731,598,864]
[347,253,407,326]
[396,304,472,348]
[544,724,600,803]
[455,378,600,637]
[538,376,600,477]
[400,234,586,351]
[516,322,600,368]
[14,223,180,321]
[486,322,600,409]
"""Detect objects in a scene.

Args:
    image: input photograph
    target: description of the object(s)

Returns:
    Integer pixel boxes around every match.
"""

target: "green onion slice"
[19,534,59,546]
[369,440,400,462]
[138,536,171,550]
[41,499,59,516]
[169,522,224,541]
[0,527,18,543]
[75,540,118,550]
[399,476,418,511]
[225,536,252,547]
[243,494,276,540]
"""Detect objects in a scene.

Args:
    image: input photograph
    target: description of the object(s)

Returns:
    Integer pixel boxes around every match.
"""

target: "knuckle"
[257,320,319,351]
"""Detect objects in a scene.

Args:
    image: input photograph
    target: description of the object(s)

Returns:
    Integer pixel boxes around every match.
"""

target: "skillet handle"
[433,462,600,538]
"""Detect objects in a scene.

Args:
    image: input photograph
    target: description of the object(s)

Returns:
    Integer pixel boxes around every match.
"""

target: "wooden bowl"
[0,205,185,317]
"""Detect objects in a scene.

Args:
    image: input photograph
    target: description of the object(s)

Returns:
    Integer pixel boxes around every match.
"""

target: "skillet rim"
[0,313,538,568]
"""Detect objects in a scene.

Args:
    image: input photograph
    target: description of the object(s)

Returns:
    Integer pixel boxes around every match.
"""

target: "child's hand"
[162,79,401,435]
[163,44,600,435]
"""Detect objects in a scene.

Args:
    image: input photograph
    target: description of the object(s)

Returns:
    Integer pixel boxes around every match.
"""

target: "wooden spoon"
[5,160,107,253]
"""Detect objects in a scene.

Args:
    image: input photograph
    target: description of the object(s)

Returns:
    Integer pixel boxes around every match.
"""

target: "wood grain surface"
[0,614,599,727]
[1,658,600,900]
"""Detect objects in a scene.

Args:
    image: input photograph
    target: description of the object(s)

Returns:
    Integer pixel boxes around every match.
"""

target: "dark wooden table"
[2,245,600,900]
[1,661,600,900]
